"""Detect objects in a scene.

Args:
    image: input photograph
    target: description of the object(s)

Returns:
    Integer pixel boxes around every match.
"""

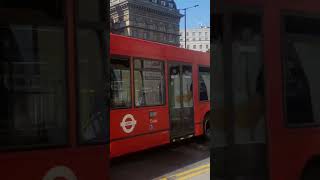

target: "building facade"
[110,0,182,46]
[180,26,210,52]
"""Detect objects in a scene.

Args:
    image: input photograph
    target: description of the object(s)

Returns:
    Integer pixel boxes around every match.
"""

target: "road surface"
[110,137,210,180]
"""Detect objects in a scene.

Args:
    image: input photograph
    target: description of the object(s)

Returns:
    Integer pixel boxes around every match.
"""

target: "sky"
[174,0,210,30]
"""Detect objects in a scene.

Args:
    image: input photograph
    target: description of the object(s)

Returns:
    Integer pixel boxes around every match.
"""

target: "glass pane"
[284,15,320,125]
[134,60,164,107]
[169,65,181,108]
[182,65,193,107]
[199,67,210,101]
[0,25,67,148]
[111,58,131,108]
[1,0,64,21]
[212,13,268,180]
[232,13,265,144]
[77,29,107,143]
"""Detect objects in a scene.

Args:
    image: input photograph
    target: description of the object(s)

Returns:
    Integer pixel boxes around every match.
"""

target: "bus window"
[111,58,131,109]
[77,29,107,144]
[199,66,210,101]
[283,15,320,125]
[134,59,165,107]
[0,25,67,148]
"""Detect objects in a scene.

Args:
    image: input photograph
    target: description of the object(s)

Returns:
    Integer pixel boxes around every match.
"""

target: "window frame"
[133,57,166,108]
[198,65,210,102]
[110,55,132,110]
[281,11,320,128]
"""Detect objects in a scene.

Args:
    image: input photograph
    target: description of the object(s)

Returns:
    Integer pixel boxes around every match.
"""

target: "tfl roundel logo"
[120,114,137,133]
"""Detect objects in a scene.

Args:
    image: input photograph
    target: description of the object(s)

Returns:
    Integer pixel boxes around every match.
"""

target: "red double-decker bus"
[0,0,110,179]
[110,34,210,158]
[212,0,320,179]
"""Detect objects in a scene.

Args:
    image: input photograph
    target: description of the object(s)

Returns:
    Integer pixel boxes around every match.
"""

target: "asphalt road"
[110,137,210,180]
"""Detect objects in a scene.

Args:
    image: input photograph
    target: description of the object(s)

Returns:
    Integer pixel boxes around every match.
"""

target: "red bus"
[110,34,210,158]
[0,0,110,179]
[212,0,320,180]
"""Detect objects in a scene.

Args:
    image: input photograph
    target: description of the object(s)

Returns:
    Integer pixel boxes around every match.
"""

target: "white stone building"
[179,26,210,52]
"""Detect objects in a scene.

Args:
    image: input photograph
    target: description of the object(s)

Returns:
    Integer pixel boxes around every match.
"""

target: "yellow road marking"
[177,167,209,180]
[158,163,210,180]
[173,164,210,177]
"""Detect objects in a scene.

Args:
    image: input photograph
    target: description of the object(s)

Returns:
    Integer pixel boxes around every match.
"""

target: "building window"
[283,15,320,125]
[132,30,137,37]
[206,45,209,49]
[193,45,196,49]
[169,3,174,8]
[187,45,190,49]
[200,45,203,49]
[152,0,157,3]
[192,32,195,36]
[161,1,166,6]
[199,32,202,36]
[193,38,195,41]
[111,58,131,109]
[187,32,189,36]
[199,67,210,101]
[134,59,165,107]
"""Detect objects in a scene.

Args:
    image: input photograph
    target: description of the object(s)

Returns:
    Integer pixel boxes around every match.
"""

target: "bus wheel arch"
[203,111,211,140]
[301,156,320,180]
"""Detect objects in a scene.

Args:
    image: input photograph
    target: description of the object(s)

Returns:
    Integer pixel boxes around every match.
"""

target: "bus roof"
[110,33,210,66]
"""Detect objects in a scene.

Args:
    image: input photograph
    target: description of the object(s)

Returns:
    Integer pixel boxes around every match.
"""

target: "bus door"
[212,10,268,179]
[169,63,194,140]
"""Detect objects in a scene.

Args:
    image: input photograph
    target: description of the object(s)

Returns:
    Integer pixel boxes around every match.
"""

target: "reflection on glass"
[111,58,131,108]
[199,67,210,101]
[285,37,318,124]
[169,65,181,108]
[134,59,164,107]
[182,65,193,108]
[0,26,67,148]
[232,26,265,143]
[77,29,107,143]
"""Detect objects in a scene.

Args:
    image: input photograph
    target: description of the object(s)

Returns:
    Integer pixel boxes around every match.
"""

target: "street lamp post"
[179,5,199,49]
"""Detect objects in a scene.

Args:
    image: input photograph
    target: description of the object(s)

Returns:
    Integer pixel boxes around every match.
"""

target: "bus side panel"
[194,102,210,136]
[110,130,170,158]
[110,106,169,157]
[0,146,108,180]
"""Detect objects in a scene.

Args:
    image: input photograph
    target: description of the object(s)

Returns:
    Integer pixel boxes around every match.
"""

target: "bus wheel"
[302,163,320,180]
[204,116,211,140]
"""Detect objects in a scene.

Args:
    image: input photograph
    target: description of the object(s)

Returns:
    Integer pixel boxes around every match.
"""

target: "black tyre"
[204,115,211,140]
